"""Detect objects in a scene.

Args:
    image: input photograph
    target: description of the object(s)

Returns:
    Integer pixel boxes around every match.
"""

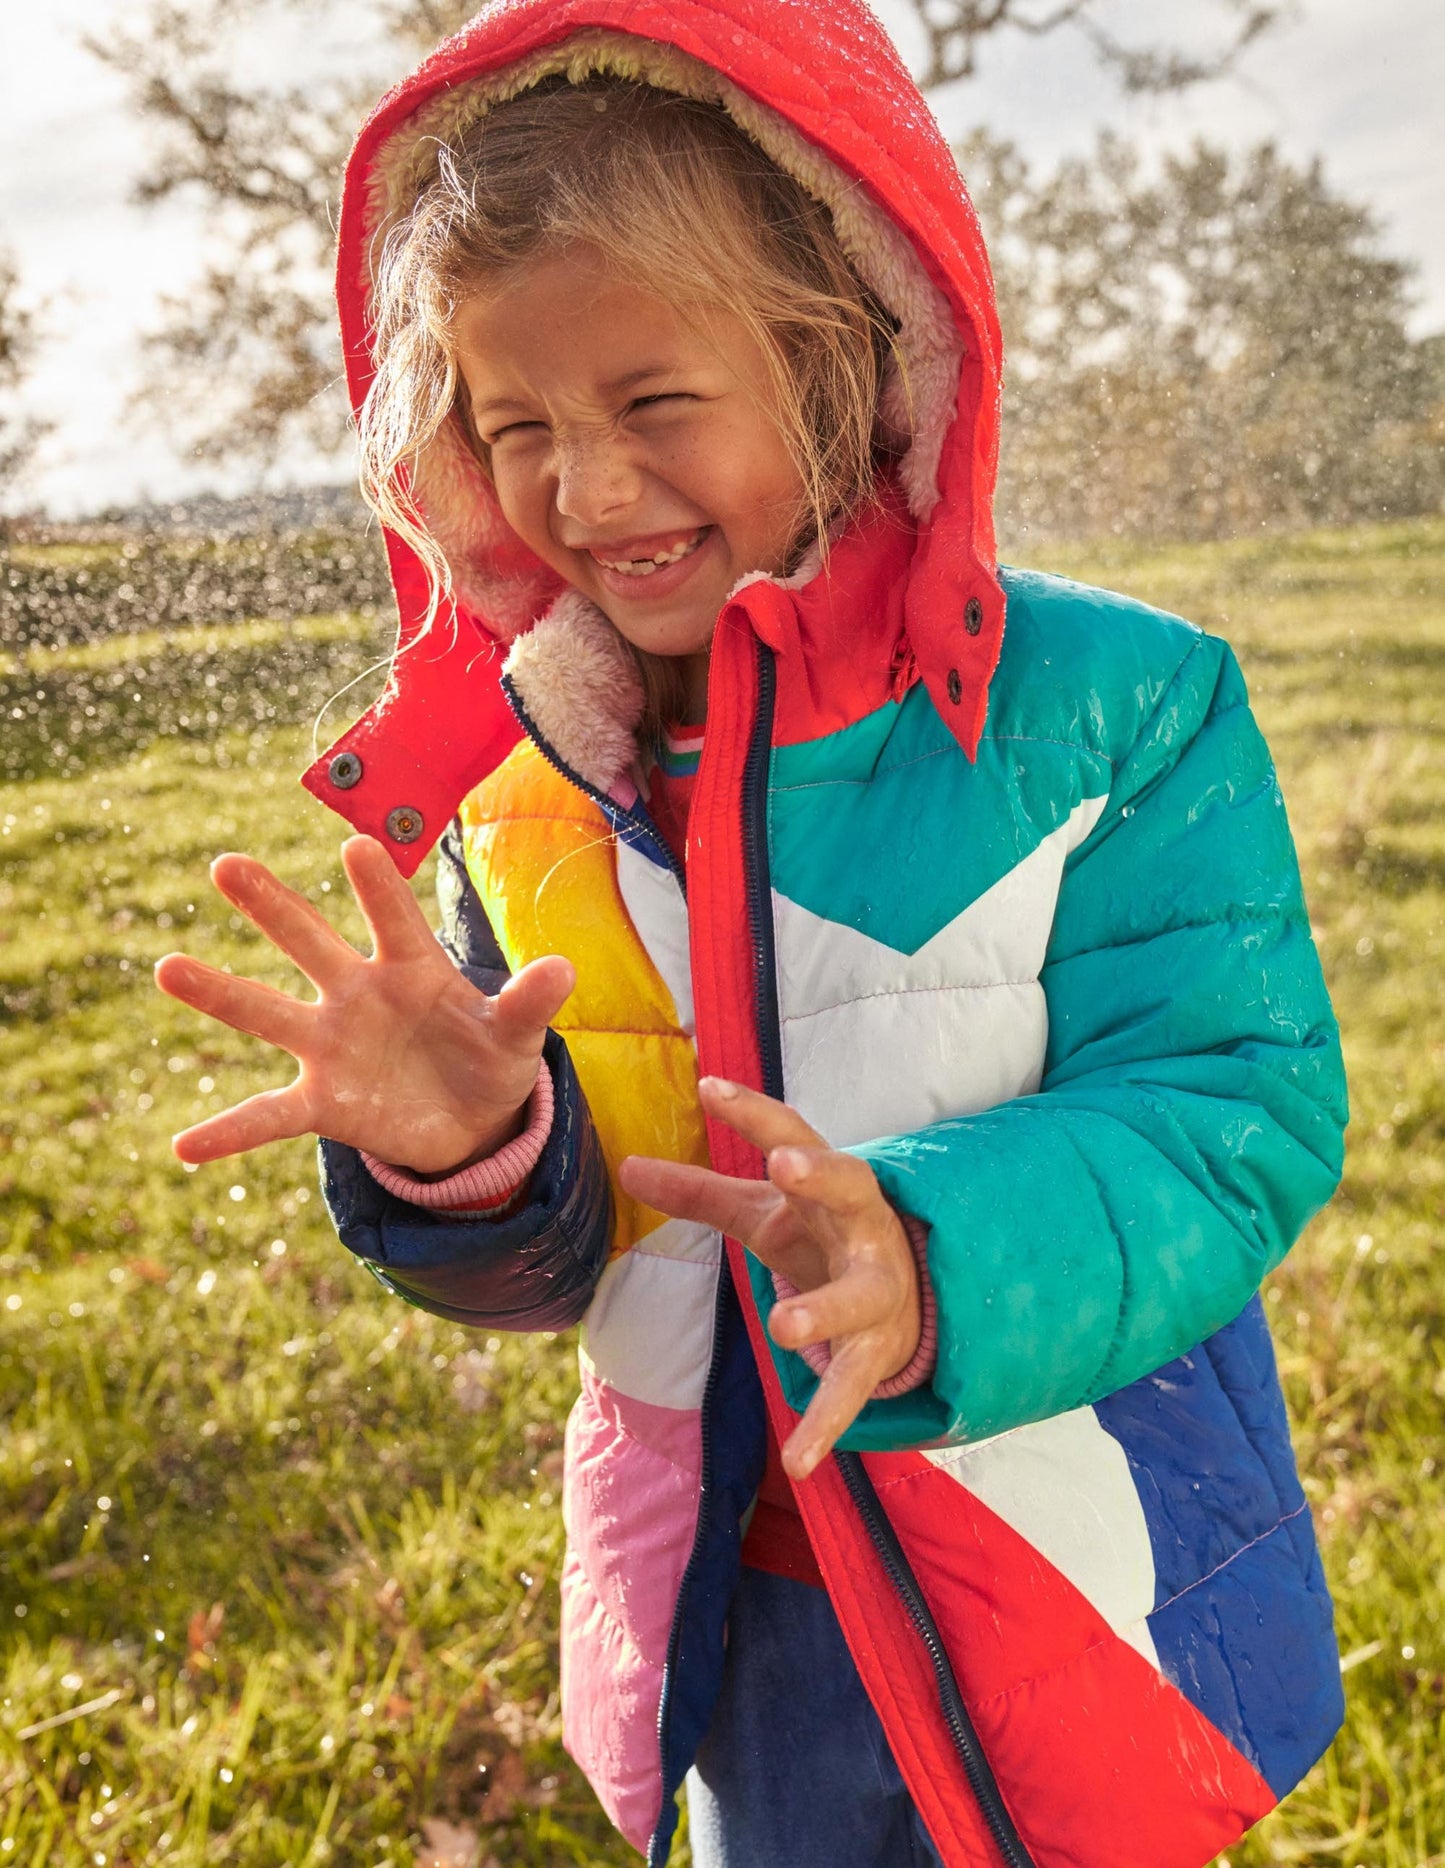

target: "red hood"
[304,0,1005,873]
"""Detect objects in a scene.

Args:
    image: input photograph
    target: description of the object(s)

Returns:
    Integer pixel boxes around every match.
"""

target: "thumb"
[491,954,576,1048]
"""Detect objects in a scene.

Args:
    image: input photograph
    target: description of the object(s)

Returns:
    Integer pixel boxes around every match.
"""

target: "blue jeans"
[686,1567,948,1868]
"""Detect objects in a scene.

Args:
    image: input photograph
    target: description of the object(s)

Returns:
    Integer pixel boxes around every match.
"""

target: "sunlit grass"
[1,517,1441,1864]
[0,608,391,786]
[0,718,610,1866]
[4,611,369,681]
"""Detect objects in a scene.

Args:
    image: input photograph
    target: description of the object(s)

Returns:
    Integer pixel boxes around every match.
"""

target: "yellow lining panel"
[460,744,709,1255]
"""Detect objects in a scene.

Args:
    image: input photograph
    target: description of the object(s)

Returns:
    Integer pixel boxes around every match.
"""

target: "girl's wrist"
[771,1210,936,1399]
[363,1066,554,1211]
[870,1213,937,1397]
[411,1101,531,1181]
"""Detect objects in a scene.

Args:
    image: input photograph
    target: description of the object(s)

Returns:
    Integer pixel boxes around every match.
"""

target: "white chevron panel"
[772,795,1106,1146]
[782,977,1047,1146]
[926,1409,1161,1670]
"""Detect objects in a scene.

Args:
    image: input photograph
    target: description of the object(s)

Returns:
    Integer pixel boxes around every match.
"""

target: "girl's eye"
[485,396,692,445]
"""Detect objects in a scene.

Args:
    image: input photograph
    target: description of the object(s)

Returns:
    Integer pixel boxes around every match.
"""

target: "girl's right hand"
[154,834,575,1173]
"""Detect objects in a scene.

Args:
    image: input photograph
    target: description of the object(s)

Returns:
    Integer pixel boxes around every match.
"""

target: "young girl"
[155,3,1349,1863]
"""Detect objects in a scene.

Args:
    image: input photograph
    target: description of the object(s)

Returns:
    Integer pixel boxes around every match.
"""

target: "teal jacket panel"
[756,568,1346,1448]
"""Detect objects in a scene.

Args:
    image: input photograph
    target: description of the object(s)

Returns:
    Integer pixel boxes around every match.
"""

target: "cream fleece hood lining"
[500,545,828,796]
[363,29,964,791]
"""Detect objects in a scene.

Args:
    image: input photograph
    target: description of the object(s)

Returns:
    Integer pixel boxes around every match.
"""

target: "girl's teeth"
[599,530,704,575]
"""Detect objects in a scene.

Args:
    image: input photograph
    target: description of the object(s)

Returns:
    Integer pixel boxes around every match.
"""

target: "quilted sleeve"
[317,822,612,1332]
[842,631,1346,1448]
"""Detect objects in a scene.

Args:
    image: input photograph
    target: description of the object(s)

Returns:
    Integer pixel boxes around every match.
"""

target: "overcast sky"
[3,0,1443,517]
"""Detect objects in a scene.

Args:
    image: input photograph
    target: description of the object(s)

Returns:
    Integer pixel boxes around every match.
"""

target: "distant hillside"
[2,510,389,651]
[19,482,372,544]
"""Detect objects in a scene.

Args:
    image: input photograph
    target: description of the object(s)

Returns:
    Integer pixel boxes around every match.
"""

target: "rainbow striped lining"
[655,723,705,779]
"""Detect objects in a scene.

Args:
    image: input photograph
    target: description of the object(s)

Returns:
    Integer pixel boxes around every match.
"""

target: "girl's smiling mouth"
[585,525,714,594]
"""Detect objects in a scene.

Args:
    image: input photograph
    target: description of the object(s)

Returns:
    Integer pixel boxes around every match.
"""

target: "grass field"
[1,520,1442,1866]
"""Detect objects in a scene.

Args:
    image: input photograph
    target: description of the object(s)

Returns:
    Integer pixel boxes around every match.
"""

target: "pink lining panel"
[559,1365,705,1847]
[561,1549,667,1850]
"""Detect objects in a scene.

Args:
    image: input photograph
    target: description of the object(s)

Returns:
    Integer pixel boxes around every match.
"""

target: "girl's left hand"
[619,1077,922,1482]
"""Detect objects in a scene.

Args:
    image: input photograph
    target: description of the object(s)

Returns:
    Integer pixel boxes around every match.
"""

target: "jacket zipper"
[742,638,1037,1868]
[740,644,785,1092]
[834,1451,1037,1868]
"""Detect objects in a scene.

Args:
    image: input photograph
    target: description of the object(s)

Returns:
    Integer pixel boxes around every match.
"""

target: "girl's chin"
[598,599,718,663]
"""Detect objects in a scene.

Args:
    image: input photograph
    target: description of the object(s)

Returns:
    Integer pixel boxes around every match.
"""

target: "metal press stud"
[385,805,424,844]
[328,751,363,790]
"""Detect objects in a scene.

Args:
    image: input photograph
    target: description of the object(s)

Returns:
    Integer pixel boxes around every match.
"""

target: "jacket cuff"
[360,1064,554,1214]
[771,1212,938,1398]
[319,1031,612,1333]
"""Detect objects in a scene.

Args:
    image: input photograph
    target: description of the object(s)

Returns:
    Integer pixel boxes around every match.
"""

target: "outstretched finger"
[698,1077,828,1156]
[341,835,442,965]
[619,1154,776,1240]
[781,1336,893,1482]
[765,1144,879,1225]
[154,953,312,1056]
[769,1256,900,1354]
[211,852,355,989]
[171,1083,314,1164]
[491,955,577,1052]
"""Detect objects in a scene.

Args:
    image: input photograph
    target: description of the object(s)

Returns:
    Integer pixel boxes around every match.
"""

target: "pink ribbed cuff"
[362,1065,554,1212]
[773,1212,937,1399]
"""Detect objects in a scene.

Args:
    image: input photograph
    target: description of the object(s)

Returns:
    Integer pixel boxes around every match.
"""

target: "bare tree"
[93,0,1286,470]
[0,248,45,524]
[85,0,409,461]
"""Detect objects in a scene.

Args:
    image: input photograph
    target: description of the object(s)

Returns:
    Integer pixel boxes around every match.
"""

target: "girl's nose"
[552,432,644,528]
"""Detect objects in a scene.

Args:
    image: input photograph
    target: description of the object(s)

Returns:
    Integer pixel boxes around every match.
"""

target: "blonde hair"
[360,75,901,719]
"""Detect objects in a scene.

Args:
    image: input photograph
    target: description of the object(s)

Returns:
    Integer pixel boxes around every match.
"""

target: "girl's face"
[453,246,808,707]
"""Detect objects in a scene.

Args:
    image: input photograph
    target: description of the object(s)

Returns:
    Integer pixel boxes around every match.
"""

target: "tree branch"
[1076,2,1279,95]
[907,0,1284,92]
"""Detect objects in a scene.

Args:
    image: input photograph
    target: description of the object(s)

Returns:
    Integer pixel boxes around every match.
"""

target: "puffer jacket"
[310,3,1349,1864]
